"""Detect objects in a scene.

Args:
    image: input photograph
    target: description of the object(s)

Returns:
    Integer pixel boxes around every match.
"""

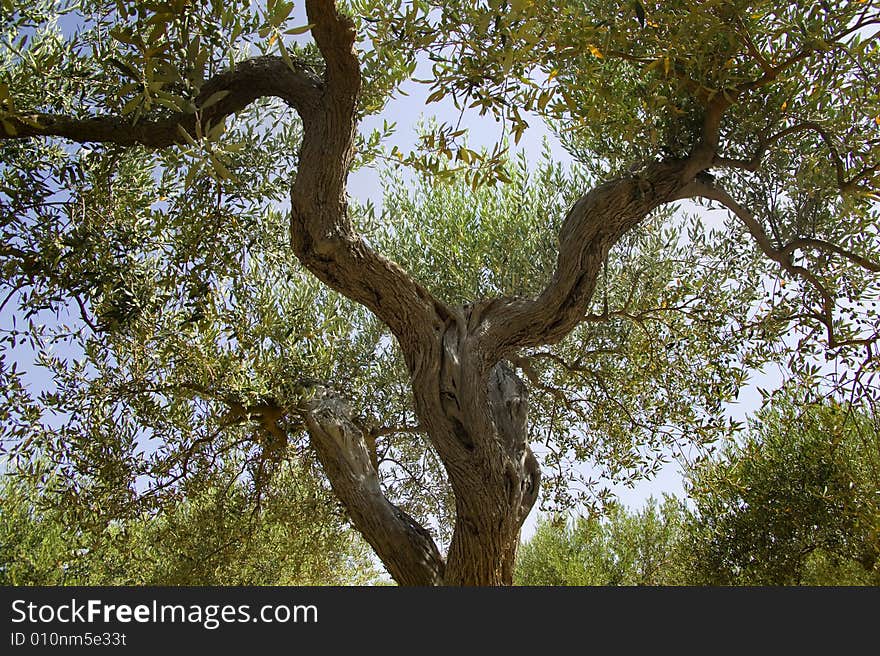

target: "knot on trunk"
[306,389,375,480]
[488,361,528,459]
[488,362,541,523]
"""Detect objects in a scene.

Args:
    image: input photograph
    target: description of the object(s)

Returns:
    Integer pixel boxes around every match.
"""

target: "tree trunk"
[409,308,541,585]
[303,331,540,585]
[303,304,541,586]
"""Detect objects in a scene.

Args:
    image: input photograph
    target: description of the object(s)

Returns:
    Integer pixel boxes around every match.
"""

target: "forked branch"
[677,179,880,349]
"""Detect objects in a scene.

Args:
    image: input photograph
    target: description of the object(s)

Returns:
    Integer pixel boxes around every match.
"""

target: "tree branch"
[734,16,775,76]
[731,13,880,96]
[306,0,359,87]
[288,0,450,360]
[675,179,876,349]
[714,121,848,190]
[0,56,322,146]
[480,158,693,359]
[5,0,450,362]
[782,238,880,273]
[304,388,445,585]
[477,90,729,362]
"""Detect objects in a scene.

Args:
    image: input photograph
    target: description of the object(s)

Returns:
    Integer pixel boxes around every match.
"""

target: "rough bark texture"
[2,0,722,585]
[2,56,323,146]
[409,306,544,585]
[305,389,445,585]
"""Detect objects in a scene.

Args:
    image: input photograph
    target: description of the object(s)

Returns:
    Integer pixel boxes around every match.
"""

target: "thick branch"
[306,0,360,86]
[0,56,322,146]
[480,159,693,359]
[304,389,445,586]
[289,0,449,358]
[477,93,726,362]
[5,0,449,357]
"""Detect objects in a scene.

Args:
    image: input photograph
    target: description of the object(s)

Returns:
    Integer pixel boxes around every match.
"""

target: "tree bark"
[304,389,445,585]
[443,361,540,585]
[408,306,542,585]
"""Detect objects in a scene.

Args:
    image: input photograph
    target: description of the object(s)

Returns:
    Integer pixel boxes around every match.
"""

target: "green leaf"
[120,95,143,116]
[425,89,446,104]
[278,34,297,72]
[198,89,231,110]
[207,120,226,141]
[210,155,233,180]
[176,124,198,147]
[284,23,315,36]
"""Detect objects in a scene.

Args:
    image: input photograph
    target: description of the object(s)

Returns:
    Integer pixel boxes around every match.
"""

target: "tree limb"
[4,0,450,361]
[0,56,322,146]
[476,89,730,362]
[782,238,880,273]
[304,388,446,585]
[714,121,849,190]
[288,0,450,360]
[479,158,693,360]
[675,178,877,349]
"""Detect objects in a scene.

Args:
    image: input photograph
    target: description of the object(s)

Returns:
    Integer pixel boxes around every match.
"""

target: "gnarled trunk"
[303,313,541,586]
[428,320,540,585]
[443,363,541,585]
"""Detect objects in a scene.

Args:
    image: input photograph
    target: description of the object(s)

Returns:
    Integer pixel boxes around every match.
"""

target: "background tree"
[516,390,880,586]
[1,457,380,585]
[685,388,880,586]
[515,497,690,585]
[2,0,879,585]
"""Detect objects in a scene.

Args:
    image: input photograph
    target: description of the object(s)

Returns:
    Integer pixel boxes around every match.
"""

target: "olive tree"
[2,0,879,584]
[1,461,379,585]
[515,498,691,586]
[686,389,880,585]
